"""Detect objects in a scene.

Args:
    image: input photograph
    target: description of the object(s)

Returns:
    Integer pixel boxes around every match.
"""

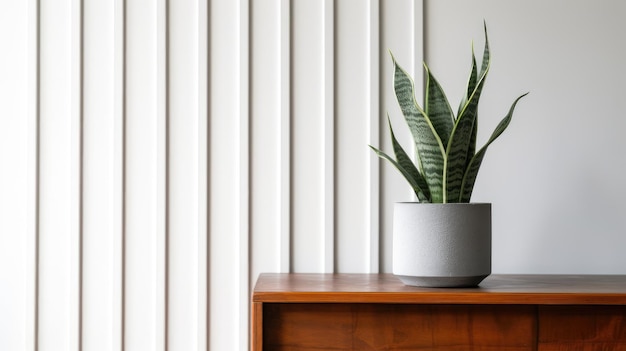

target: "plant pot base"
[396,274,489,288]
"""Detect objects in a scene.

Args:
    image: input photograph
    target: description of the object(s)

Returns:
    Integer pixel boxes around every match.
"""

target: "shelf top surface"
[253,273,626,305]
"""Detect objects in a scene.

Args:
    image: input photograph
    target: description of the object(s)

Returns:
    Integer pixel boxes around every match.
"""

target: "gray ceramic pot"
[392,202,491,287]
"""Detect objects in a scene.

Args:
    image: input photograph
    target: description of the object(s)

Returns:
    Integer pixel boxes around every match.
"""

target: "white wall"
[424,0,626,274]
[1,0,625,350]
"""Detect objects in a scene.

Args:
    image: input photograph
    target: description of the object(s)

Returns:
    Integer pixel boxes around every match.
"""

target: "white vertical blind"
[196,1,209,350]
[322,0,335,275]
[208,0,250,349]
[367,0,381,274]
[3,0,423,349]
[168,0,200,348]
[335,0,373,273]
[112,0,125,349]
[250,0,284,285]
[38,0,78,350]
[279,0,292,275]
[291,0,328,273]
[124,0,163,349]
[82,0,119,349]
[0,2,31,351]
[27,1,39,350]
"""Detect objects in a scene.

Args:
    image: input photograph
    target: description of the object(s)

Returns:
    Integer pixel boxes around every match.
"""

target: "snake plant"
[371,24,527,203]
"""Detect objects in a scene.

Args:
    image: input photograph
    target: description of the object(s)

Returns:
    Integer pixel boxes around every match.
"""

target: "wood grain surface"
[252,274,626,351]
[264,303,536,351]
[253,273,626,304]
[538,306,626,351]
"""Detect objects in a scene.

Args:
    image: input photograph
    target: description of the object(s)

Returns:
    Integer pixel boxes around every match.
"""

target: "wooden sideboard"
[251,274,626,351]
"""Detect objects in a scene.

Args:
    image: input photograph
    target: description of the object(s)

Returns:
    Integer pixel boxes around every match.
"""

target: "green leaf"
[479,21,490,80]
[424,64,455,148]
[458,45,478,117]
[369,145,430,202]
[459,92,528,202]
[391,52,446,202]
[387,114,431,201]
[464,50,479,177]
[443,27,491,203]
[443,76,487,202]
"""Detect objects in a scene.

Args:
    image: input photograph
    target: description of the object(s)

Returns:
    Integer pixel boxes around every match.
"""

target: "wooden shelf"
[253,273,626,305]
[252,274,626,351]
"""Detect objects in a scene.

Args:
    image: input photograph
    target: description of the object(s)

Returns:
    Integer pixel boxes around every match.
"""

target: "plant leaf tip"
[388,50,397,63]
